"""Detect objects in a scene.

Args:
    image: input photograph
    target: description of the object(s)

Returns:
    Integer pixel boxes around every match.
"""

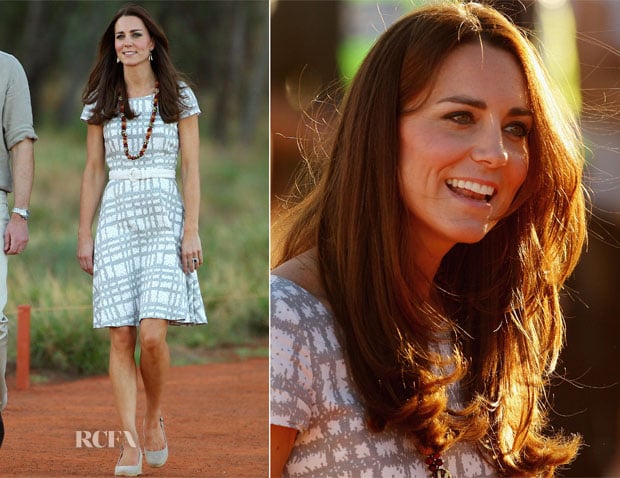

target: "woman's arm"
[178,114,202,274]
[270,424,297,478]
[77,123,107,275]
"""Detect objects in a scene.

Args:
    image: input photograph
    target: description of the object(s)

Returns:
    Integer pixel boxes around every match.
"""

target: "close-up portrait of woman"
[268,0,617,476]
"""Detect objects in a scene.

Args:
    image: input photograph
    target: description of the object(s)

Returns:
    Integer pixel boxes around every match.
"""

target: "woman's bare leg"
[109,326,140,466]
[139,318,169,451]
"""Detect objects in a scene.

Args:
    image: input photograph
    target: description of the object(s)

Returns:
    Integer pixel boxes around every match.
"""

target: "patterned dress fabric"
[81,85,207,328]
[270,275,499,477]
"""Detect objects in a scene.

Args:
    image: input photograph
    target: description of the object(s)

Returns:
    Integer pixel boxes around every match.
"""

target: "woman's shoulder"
[177,81,196,99]
[80,102,97,122]
[271,250,334,327]
[176,81,200,118]
[270,274,322,312]
[271,253,340,362]
[271,250,330,307]
[0,51,21,71]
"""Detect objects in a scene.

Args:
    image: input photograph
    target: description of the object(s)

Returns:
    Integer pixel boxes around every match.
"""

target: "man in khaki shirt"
[0,50,37,447]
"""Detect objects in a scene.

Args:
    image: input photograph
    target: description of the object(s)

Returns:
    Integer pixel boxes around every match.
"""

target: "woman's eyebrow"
[438,95,486,109]
[438,95,532,116]
[115,29,144,35]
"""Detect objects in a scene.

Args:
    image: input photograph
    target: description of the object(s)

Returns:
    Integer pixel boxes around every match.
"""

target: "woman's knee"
[139,319,168,352]
[110,326,137,351]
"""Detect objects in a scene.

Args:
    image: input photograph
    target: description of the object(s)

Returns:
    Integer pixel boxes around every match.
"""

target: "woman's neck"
[408,238,450,300]
[123,65,157,98]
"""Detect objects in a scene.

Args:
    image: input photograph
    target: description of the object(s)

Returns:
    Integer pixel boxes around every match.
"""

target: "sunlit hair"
[273,1,588,475]
[82,3,190,124]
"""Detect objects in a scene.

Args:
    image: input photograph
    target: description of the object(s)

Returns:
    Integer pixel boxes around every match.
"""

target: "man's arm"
[4,138,34,255]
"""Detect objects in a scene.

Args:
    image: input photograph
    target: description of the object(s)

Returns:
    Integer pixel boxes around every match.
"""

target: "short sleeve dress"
[270,275,499,477]
[81,84,208,328]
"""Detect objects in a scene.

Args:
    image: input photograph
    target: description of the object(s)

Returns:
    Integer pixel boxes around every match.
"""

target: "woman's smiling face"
[398,42,531,261]
[114,15,154,67]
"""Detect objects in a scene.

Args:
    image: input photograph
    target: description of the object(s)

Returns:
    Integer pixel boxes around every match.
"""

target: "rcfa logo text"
[75,430,136,448]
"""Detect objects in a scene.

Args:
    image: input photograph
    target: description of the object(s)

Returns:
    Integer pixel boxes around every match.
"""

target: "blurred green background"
[0,0,269,377]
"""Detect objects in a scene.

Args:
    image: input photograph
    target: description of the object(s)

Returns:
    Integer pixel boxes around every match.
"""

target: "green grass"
[5,125,268,377]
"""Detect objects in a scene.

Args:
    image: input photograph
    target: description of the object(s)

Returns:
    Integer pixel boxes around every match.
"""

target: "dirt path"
[0,358,268,477]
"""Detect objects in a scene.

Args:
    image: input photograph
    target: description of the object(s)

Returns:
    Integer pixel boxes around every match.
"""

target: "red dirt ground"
[0,358,268,477]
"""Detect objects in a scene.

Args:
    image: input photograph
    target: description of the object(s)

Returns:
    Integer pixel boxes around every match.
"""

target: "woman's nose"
[471,125,509,168]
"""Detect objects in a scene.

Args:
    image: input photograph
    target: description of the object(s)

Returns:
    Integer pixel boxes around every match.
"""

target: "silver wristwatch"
[12,207,30,221]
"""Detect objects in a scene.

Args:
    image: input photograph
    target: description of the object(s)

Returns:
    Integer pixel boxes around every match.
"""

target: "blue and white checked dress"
[81,85,207,328]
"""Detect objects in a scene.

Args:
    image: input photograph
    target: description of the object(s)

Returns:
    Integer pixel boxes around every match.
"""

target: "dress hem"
[93,316,208,329]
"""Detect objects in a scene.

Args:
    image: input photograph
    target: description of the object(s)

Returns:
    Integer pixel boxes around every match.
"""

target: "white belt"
[109,168,176,181]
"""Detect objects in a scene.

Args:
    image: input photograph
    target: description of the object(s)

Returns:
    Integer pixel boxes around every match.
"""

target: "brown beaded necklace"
[119,81,159,160]
[426,452,452,477]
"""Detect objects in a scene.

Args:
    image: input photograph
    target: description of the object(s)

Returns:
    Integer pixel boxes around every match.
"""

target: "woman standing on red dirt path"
[77,4,207,476]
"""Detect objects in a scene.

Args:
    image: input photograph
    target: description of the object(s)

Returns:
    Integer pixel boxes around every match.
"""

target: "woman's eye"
[445,112,474,125]
[504,122,530,138]
[132,32,142,38]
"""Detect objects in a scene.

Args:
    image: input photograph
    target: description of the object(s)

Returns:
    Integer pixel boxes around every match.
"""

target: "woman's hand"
[181,229,203,274]
[77,123,106,276]
[77,233,95,275]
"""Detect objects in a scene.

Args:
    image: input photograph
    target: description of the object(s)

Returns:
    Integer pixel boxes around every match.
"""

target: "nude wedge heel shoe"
[144,417,168,468]
[114,445,142,477]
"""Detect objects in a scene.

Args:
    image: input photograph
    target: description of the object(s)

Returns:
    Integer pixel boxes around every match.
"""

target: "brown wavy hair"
[273,1,588,475]
[81,3,190,124]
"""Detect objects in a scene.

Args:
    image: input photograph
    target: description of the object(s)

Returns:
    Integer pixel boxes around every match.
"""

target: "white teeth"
[446,179,495,197]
